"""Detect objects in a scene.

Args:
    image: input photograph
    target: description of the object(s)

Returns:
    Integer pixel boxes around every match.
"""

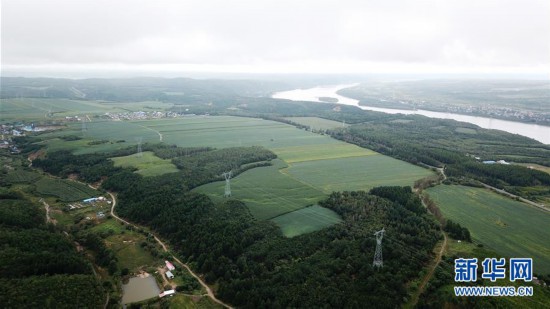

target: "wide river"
[272,84,550,144]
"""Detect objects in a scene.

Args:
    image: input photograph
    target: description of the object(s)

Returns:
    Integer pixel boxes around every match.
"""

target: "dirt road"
[407,232,447,307]
[108,192,232,308]
[40,198,53,224]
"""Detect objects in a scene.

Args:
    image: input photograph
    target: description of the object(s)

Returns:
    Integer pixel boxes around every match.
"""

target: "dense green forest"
[0,190,104,308]
[28,144,442,308]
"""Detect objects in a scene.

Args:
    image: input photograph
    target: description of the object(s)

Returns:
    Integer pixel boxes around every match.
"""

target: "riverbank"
[272,84,550,144]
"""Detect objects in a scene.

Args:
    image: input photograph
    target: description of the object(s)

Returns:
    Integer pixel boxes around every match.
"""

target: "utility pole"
[373,228,385,268]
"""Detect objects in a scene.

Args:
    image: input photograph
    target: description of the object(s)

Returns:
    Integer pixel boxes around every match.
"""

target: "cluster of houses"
[1,123,61,154]
[482,159,511,165]
[468,154,512,165]
[83,196,107,203]
[159,260,177,298]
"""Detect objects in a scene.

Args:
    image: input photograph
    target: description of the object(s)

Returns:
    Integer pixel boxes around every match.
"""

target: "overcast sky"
[1,0,549,76]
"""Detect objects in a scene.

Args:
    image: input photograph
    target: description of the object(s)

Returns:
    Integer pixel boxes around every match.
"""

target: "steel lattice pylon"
[373,228,385,268]
[222,171,232,197]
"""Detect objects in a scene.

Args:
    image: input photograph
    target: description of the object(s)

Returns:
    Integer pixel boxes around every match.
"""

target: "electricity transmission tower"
[136,137,143,157]
[222,171,232,197]
[373,228,385,268]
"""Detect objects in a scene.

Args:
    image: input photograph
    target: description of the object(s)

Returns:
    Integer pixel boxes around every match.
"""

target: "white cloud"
[1,0,549,74]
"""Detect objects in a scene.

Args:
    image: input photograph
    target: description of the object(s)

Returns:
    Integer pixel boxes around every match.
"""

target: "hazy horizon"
[2,0,549,78]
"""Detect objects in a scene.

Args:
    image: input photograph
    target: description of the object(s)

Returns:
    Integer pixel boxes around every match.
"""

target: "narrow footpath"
[108,192,232,308]
[407,233,447,308]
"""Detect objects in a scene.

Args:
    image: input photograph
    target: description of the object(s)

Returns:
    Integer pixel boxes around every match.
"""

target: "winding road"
[107,192,232,308]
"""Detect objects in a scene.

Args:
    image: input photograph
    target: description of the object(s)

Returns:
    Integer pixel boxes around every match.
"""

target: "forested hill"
[0,189,104,308]
[107,175,441,307]
[0,77,291,102]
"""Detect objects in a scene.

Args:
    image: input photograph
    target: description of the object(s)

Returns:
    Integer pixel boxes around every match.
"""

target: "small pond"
[121,276,160,304]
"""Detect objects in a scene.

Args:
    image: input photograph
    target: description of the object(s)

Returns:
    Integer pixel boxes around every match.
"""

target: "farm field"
[38,115,433,235]
[39,121,159,155]
[426,185,550,274]
[5,170,42,183]
[271,205,343,237]
[110,151,179,177]
[284,116,346,130]
[195,160,324,220]
[34,178,98,201]
[284,156,433,193]
[134,116,342,149]
[271,143,375,163]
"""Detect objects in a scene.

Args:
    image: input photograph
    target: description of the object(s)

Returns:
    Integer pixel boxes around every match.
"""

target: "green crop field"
[195,160,324,220]
[35,178,98,201]
[271,143,375,163]
[284,116,346,130]
[271,205,343,237]
[5,170,42,183]
[284,156,433,193]
[110,151,179,177]
[427,185,550,274]
[39,120,160,155]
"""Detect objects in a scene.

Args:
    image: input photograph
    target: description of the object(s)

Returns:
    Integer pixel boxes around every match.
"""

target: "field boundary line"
[135,124,163,141]
[282,152,376,164]
[278,164,326,193]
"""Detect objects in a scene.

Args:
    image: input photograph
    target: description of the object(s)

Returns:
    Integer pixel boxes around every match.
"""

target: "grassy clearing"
[106,233,159,272]
[168,294,223,309]
[89,218,126,235]
[5,170,42,183]
[427,185,550,274]
[284,156,434,193]
[455,127,478,134]
[271,205,342,237]
[283,116,346,130]
[34,178,98,201]
[111,151,179,177]
[194,160,325,220]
